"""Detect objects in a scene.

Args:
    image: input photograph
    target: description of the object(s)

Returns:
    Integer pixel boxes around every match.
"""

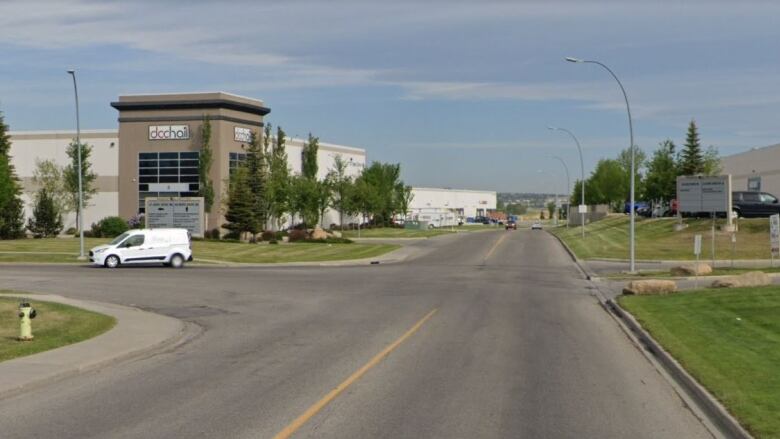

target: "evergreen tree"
[245,130,269,237]
[27,188,63,238]
[32,159,67,214]
[198,116,215,214]
[0,111,25,239]
[63,140,98,230]
[680,119,704,175]
[223,166,257,239]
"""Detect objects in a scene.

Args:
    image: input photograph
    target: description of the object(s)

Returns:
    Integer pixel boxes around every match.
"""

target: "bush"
[92,216,129,238]
[204,228,221,240]
[127,214,145,229]
[288,229,308,242]
[261,231,276,242]
[27,188,63,238]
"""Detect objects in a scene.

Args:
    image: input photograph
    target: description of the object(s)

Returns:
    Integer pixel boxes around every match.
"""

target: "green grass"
[341,227,455,238]
[0,238,399,264]
[619,286,780,438]
[552,215,773,261]
[0,294,116,362]
[193,240,400,263]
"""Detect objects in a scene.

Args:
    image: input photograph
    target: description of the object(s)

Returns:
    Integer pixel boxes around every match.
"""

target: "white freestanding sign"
[770,214,780,258]
[578,204,587,214]
[677,175,732,215]
[694,234,702,256]
[145,197,204,237]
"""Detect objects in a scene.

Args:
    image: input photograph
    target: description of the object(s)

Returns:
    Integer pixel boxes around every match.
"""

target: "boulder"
[331,230,343,238]
[310,227,329,241]
[670,263,712,276]
[623,279,678,295]
[711,271,771,288]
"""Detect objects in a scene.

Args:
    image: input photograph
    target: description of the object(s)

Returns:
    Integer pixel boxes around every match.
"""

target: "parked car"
[531,222,543,230]
[732,191,780,218]
[89,228,192,268]
[624,201,650,215]
[505,221,517,230]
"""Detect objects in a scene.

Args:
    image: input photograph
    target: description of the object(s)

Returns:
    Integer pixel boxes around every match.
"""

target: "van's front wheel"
[169,254,185,268]
[105,255,120,269]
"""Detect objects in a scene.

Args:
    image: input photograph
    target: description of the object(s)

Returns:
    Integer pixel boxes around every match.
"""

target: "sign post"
[694,234,702,288]
[731,232,736,269]
[770,214,780,268]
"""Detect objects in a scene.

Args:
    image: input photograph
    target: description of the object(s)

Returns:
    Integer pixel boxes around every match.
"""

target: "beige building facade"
[721,143,780,197]
[9,91,366,233]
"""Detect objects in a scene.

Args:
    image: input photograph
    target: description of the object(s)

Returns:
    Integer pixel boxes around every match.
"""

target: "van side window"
[125,235,145,247]
[743,192,760,202]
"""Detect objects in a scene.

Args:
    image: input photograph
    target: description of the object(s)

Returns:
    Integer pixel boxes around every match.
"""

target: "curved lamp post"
[67,69,85,260]
[548,126,586,237]
[565,56,636,272]
[552,156,570,228]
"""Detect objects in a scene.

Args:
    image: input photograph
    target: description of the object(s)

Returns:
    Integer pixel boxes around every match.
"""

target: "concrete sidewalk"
[0,293,192,399]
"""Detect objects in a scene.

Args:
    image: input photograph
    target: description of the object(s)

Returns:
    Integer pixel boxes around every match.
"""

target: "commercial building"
[408,187,497,220]
[721,143,780,197]
[9,92,365,232]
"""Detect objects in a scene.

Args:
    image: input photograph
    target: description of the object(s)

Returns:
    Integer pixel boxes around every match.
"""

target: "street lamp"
[67,69,85,260]
[552,156,570,228]
[565,56,636,272]
[548,126,586,238]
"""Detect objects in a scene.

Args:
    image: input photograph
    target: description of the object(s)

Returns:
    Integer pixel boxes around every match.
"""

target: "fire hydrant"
[18,302,37,341]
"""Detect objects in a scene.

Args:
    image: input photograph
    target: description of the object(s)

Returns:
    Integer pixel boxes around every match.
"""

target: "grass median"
[0,294,116,362]
[605,266,780,279]
[341,227,454,238]
[0,238,399,264]
[552,215,773,261]
[619,286,780,438]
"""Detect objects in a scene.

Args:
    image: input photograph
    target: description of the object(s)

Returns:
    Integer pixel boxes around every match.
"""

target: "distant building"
[721,143,780,196]
[409,187,497,219]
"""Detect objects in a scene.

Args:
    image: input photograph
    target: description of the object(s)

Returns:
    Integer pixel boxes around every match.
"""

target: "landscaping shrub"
[127,214,145,229]
[204,228,221,240]
[288,229,308,242]
[91,216,129,238]
[66,227,77,235]
[261,231,276,242]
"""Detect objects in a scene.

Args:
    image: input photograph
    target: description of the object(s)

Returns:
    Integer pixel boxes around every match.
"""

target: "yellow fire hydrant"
[18,301,37,341]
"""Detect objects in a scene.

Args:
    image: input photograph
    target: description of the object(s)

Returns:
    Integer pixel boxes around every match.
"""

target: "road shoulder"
[0,293,195,400]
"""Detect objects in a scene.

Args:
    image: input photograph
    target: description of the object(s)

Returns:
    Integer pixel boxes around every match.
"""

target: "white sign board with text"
[145,197,204,237]
[234,126,253,143]
[148,125,190,141]
[677,175,732,214]
[694,234,702,256]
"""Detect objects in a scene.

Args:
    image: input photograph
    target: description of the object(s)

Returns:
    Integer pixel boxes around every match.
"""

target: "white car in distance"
[90,228,192,268]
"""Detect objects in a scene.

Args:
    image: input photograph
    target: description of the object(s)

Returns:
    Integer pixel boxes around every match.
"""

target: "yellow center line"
[272,308,439,439]
[484,233,509,261]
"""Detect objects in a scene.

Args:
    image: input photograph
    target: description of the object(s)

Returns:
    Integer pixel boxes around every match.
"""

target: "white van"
[89,228,193,268]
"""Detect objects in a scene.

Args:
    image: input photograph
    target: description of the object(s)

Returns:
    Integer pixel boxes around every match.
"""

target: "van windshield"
[109,232,130,245]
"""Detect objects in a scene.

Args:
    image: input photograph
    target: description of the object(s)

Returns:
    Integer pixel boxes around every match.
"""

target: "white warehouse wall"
[409,187,497,219]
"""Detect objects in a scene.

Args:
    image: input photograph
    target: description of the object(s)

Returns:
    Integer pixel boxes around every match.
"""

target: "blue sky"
[1,0,779,193]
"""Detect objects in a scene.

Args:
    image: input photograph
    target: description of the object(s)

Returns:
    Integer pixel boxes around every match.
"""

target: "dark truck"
[732,191,780,218]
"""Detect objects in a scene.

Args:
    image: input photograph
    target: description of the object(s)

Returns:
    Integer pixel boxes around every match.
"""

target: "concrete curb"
[606,299,753,439]
[0,293,197,400]
[547,231,753,438]
[546,230,597,280]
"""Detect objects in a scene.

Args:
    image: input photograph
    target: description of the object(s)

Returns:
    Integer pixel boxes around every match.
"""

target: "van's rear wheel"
[170,254,185,268]
[105,255,120,269]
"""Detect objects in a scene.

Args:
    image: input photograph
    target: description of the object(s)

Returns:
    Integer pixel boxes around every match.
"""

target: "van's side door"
[117,234,147,263]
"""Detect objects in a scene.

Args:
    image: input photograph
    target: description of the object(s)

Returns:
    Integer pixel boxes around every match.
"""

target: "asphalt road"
[0,230,712,438]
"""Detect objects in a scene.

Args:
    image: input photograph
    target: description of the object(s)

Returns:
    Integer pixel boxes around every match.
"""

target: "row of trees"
[220,122,412,240]
[571,120,720,210]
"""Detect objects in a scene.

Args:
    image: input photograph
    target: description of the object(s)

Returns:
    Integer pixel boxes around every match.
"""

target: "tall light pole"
[565,56,636,272]
[552,155,570,228]
[67,69,85,260]
[548,126,586,238]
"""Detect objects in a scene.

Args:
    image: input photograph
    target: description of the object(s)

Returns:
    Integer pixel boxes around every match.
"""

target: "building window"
[229,152,247,175]
[137,152,200,214]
